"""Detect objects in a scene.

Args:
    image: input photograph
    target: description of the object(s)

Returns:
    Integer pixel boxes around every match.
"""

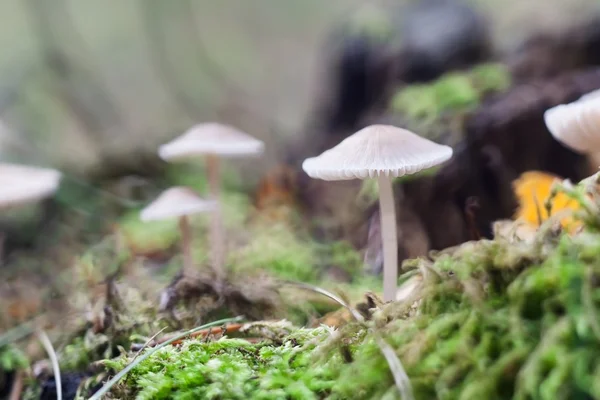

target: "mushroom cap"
[158,123,265,161]
[0,163,62,209]
[140,186,216,222]
[301,124,453,181]
[544,90,600,154]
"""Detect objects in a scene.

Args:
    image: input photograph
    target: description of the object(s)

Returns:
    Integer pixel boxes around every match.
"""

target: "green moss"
[0,345,28,372]
[470,63,512,94]
[391,84,439,122]
[392,63,511,119]
[164,162,245,194]
[103,176,600,400]
[119,208,181,254]
[345,5,394,44]
[389,63,512,144]
[432,73,481,112]
[232,223,319,282]
[105,328,337,400]
[324,241,363,277]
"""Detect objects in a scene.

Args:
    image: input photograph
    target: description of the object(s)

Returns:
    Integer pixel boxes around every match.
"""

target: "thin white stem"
[37,330,62,400]
[207,155,225,279]
[0,232,5,266]
[378,175,398,302]
[179,215,193,274]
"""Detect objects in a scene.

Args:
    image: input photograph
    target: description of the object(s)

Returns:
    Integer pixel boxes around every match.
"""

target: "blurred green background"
[0,0,596,179]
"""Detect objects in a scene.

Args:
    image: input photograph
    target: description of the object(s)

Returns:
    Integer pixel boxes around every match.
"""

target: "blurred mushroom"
[544,89,600,154]
[302,124,453,302]
[0,163,62,263]
[0,163,62,210]
[140,186,216,273]
[158,123,264,279]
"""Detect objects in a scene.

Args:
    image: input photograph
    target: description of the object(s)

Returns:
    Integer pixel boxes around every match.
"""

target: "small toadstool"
[0,163,62,263]
[544,89,600,154]
[140,186,216,274]
[157,123,264,279]
[0,163,62,210]
[302,124,453,302]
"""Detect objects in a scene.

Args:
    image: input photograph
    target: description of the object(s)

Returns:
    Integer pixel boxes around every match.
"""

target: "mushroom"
[301,124,453,302]
[544,89,600,154]
[157,123,264,279]
[140,186,216,273]
[0,163,62,210]
[0,163,62,263]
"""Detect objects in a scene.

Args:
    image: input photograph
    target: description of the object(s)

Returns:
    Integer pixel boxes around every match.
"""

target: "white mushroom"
[544,89,600,154]
[0,163,62,210]
[140,186,216,273]
[302,124,453,302]
[0,163,62,264]
[158,123,264,279]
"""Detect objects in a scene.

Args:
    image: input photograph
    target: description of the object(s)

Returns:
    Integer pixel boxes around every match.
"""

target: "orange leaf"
[512,171,583,232]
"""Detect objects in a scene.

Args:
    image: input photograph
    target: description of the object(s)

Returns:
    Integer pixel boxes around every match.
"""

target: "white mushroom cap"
[0,163,62,209]
[158,123,265,161]
[140,187,216,222]
[544,90,600,154]
[302,124,453,181]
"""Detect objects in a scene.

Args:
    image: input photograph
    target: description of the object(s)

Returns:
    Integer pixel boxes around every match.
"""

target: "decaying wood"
[508,16,600,83]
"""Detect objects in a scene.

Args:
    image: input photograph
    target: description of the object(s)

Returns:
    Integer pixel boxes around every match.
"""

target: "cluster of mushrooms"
[140,123,455,302]
[140,123,265,285]
[3,87,600,302]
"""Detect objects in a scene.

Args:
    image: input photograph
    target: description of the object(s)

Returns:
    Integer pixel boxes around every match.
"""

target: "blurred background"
[0,0,596,176]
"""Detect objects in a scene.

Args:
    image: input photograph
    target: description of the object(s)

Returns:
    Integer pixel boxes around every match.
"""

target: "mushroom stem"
[377,175,398,302]
[0,232,4,266]
[179,215,193,273]
[206,154,225,278]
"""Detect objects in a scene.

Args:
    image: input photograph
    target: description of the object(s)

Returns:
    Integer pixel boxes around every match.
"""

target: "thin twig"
[132,323,246,350]
[281,280,365,322]
[8,370,24,400]
[37,330,62,400]
[532,192,544,226]
[0,317,41,348]
[374,334,415,400]
[130,326,167,359]
[464,196,481,240]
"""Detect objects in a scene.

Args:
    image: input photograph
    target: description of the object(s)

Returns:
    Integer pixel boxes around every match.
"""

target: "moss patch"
[390,63,511,145]
[391,63,511,120]
[102,175,600,400]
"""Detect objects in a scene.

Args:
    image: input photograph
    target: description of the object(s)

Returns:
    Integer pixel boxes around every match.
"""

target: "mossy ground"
[94,175,600,400]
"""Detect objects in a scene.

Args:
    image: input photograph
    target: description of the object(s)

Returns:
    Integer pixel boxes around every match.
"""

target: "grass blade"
[37,330,62,400]
[374,334,414,400]
[0,318,38,348]
[281,280,365,322]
